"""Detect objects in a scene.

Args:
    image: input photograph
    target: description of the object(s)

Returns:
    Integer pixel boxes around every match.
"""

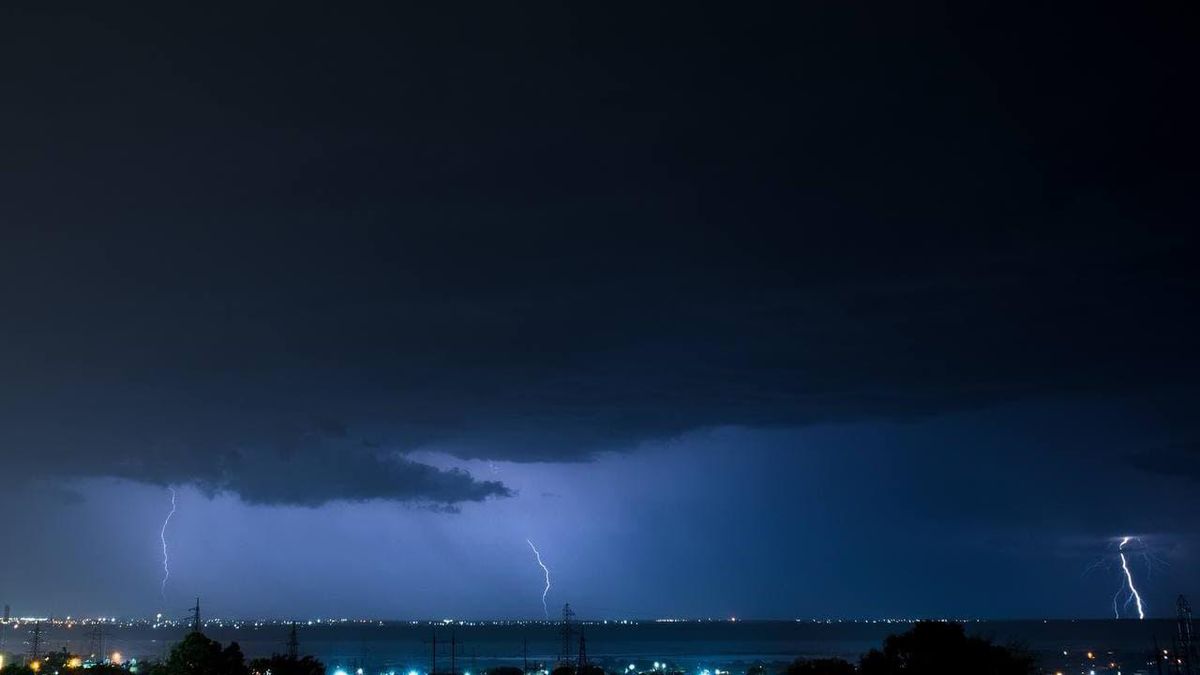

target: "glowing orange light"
[30,661,41,672]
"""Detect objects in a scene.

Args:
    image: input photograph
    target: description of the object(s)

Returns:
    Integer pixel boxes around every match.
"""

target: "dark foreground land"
[1,618,1188,675]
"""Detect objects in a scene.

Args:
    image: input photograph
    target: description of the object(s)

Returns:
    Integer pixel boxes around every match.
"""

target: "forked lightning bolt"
[160,487,177,599]
[527,539,551,619]
[1118,536,1145,620]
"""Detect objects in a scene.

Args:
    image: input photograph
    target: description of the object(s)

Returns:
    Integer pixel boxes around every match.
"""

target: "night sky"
[1,2,1198,620]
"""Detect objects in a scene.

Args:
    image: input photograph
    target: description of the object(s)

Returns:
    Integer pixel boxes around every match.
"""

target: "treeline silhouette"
[0,631,324,675]
[783,622,1034,675]
[492,622,1033,675]
[0,622,1030,675]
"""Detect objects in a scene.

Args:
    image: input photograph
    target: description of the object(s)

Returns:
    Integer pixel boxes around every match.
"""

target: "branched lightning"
[1118,536,1146,620]
[160,487,177,600]
[526,539,550,619]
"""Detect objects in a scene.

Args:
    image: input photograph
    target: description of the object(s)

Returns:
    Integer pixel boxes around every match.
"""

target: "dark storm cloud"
[1128,442,1200,483]
[1,413,511,507]
[0,3,1196,502]
[220,444,513,509]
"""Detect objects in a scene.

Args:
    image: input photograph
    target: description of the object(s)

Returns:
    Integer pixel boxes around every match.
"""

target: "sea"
[3,619,1183,675]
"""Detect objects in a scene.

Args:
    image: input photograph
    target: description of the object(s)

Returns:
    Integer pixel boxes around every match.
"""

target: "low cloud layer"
[2,415,512,508]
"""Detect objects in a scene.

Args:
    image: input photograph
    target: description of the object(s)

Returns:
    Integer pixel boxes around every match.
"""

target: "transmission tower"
[88,625,106,659]
[287,622,299,660]
[577,628,588,671]
[1178,596,1196,675]
[27,621,43,664]
[190,597,202,633]
[558,603,574,662]
[430,629,438,675]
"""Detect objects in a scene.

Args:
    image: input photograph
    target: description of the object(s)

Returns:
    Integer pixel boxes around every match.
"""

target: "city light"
[111,652,123,665]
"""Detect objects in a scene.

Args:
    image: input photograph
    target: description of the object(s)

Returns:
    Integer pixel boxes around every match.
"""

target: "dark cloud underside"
[0,2,1196,504]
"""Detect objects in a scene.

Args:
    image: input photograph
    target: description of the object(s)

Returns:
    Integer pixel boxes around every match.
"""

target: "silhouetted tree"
[550,666,574,675]
[858,622,1034,675]
[1,648,91,675]
[43,647,78,670]
[248,654,325,675]
[784,658,855,675]
[162,631,250,675]
[486,667,524,675]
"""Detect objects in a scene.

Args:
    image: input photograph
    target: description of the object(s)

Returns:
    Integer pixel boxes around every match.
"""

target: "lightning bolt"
[526,539,550,619]
[1118,536,1145,620]
[160,487,177,600]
